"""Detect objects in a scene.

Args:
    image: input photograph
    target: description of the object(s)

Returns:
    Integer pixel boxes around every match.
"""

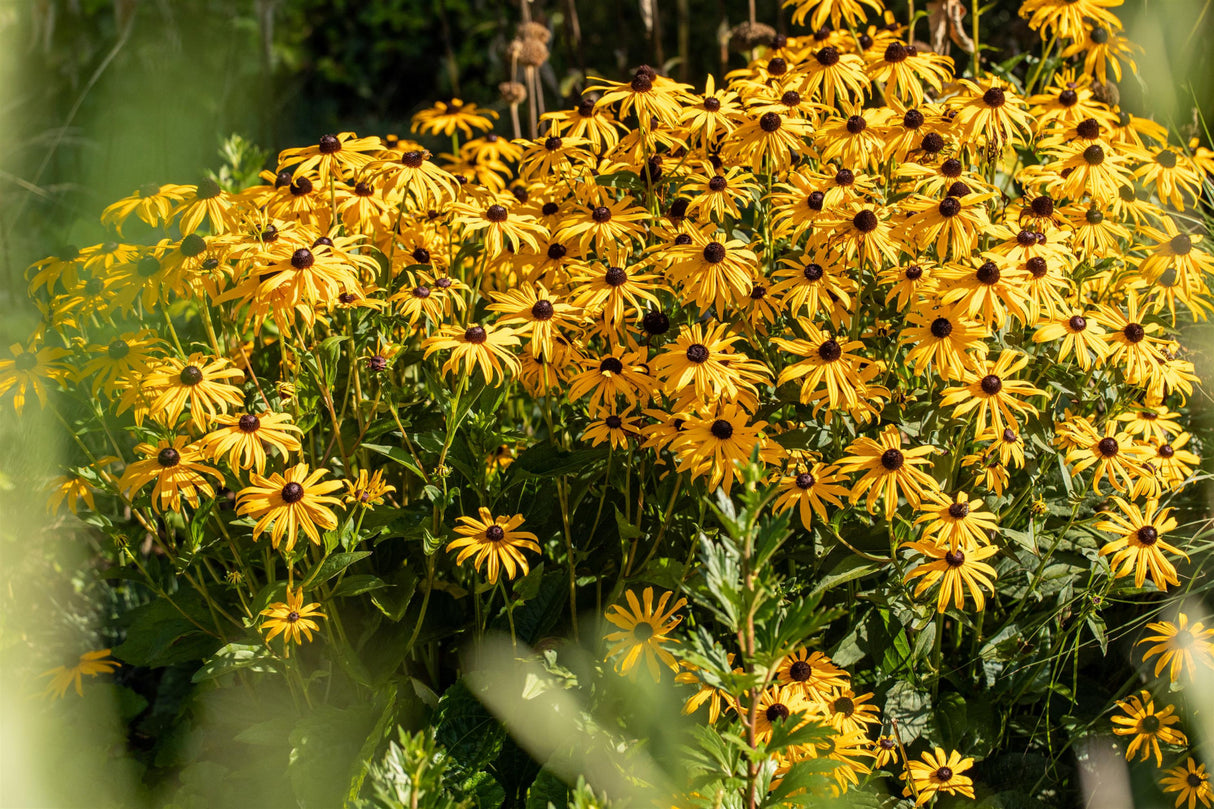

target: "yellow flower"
[1097,497,1185,591]
[39,650,120,699]
[1161,758,1213,809]
[260,587,325,648]
[1111,690,1187,766]
[141,353,246,432]
[903,540,999,612]
[422,323,521,386]
[118,436,223,513]
[236,463,345,553]
[446,508,540,585]
[343,468,397,508]
[200,411,302,473]
[605,587,687,680]
[412,99,498,139]
[838,426,941,522]
[904,748,976,806]
[1138,613,1214,682]
[0,342,70,415]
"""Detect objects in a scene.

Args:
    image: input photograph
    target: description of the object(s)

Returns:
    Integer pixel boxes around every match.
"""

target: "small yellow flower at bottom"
[39,649,120,699]
[260,587,325,647]
[604,587,688,681]
[904,748,976,806]
[1161,757,1213,809]
[1111,690,1187,766]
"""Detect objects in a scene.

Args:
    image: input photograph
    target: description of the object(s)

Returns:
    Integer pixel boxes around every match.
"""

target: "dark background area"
[0,0,1210,304]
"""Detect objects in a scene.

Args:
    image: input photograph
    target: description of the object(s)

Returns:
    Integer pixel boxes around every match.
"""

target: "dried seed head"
[499,81,527,105]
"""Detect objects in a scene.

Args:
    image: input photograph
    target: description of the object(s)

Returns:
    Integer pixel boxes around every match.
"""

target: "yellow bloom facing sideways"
[201,411,302,473]
[1138,613,1214,683]
[39,649,120,699]
[343,468,396,508]
[142,353,246,432]
[939,349,1044,436]
[0,342,70,415]
[604,587,688,681]
[772,462,849,532]
[905,748,976,806]
[118,436,223,513]
[422,323,520,386]
[1111,690,1187,766]
[1097,497,1185,591]
[914,491,999,550]
[903,540,999,612]
[412,98,497,139]
[446,508,540,585]
[260,587,325,647]
[1161,758,1214,809]
[236,463,344,553]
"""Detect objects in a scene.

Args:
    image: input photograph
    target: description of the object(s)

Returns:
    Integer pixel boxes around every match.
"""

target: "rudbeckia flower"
[236,463,345,553]
[1097,497,1186,591]
[39,650,120,699]
[603,587,687,680]
[260,587,325,649]
[446,508,540,585]
[422,323,521,386]
[1137,613,1214,682]
[1111,690,1186,766]
[904,748,976,805]
[1160,758,1213,809]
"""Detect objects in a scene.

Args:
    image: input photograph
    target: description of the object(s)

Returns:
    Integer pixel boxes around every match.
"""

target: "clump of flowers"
[15,0,1213,804]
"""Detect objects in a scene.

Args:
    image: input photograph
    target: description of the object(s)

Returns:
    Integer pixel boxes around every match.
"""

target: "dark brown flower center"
[1136,526,1159,545]
[884,41,909,62]
[846,115,867,134]
[1159,444,1175,458]
[1140,714,1161,733]
[789,659,812,680]
[807,190,825,210]
[939,197,961,217]
[935,766,955,781]
[196,178,221,199]
[486,524,505,541]
[1170,234,1193,255]
[1026,257,1048,278]
[600,357,624,374]
[833,696,854,715]
[107,339,130,360]
[905,265,923,280]
[1069,315,1088,331]
[401,150,425,168]
[930,317,953,338]
[759,112,782,132]
[818,339,842,362]
[703,242,727,263]
[605,415,623,429]
[239,414,261,432]
[1188,773,1204,788]
[881,449,904,470]
[686,343,710,363]
[704,96,722,112]
[766,702,791,722]
[921,132,945,154]
[291,248,314,270]
[157,447,180,467]
[642,310,670,334]
[281,482,304,503]
[903,108,925,129]
[948,501,970,518]
[710,419,734,440]
[1083,145,1105,165]
[605,267,627,286]
[179,365,204,385]
[319,134,341,154]
[531,299,555,320]
[1076,118,1101,139]
[1098,437,1119,457]
[412,285,431,298]
[1156,149,1178,169]
[1123,323,1145,343]
[795,473,815,490]
[464,326,488,344]
[632,620,655,640]
[945,550,966,567]
[592,206,612,223]
[982,87,1006,107]
[708,175,728,192]
[1058,88,1078,106]
[853,209,878,232]
[486,204,508,222]
[980,374,1002,395]
[976,261,1000,284]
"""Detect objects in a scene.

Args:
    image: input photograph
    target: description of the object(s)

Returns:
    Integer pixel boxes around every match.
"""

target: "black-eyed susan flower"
[343,468,397,509]
[260,587,325,648]
[1062,419,1150,494]
[566,346,655,416]
[949,78,1034,148]
[905,748,976,806]
[1138,613,1214,682]
[604,587,687,680]
[671,404,784,494]
[750,684,820,747]
[201,411,302,473]
[118,436,223,513]
[236,463,344,553]
[914,491,998,550]
[1111,690,1187,766]
[939,350,1044,436]
[486,283,580,360]
[412,99,497,139]
[1032,311,1109,370]
[903,540,999,612]
[838,426,941,521]
[773,328,877,413]
[142,354,246,432]
[422,323,521,385]
[651,321,769,406]
[1160,758,1213,809]
[39,650,120,699]
[446,508,540,585]
[772,462,849,532]
[0,341,70,415]
[582,408,643,450]
[785,0,883,31]
[1097,497,1185,591]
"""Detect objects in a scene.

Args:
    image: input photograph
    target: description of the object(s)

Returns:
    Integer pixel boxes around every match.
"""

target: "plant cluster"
[9,0,1214,806]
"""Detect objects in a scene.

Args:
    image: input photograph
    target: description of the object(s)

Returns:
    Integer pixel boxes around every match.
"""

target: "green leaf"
[112,593,221,668]
[512,443,608,477]
[525,768,570,809]
[330,574,388,598]
[363,442,426,479]
[192,642,279,683]
[301,551,371,588]
[288,703,380,809]
[435,679,505,773]
[811,555,884,595]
